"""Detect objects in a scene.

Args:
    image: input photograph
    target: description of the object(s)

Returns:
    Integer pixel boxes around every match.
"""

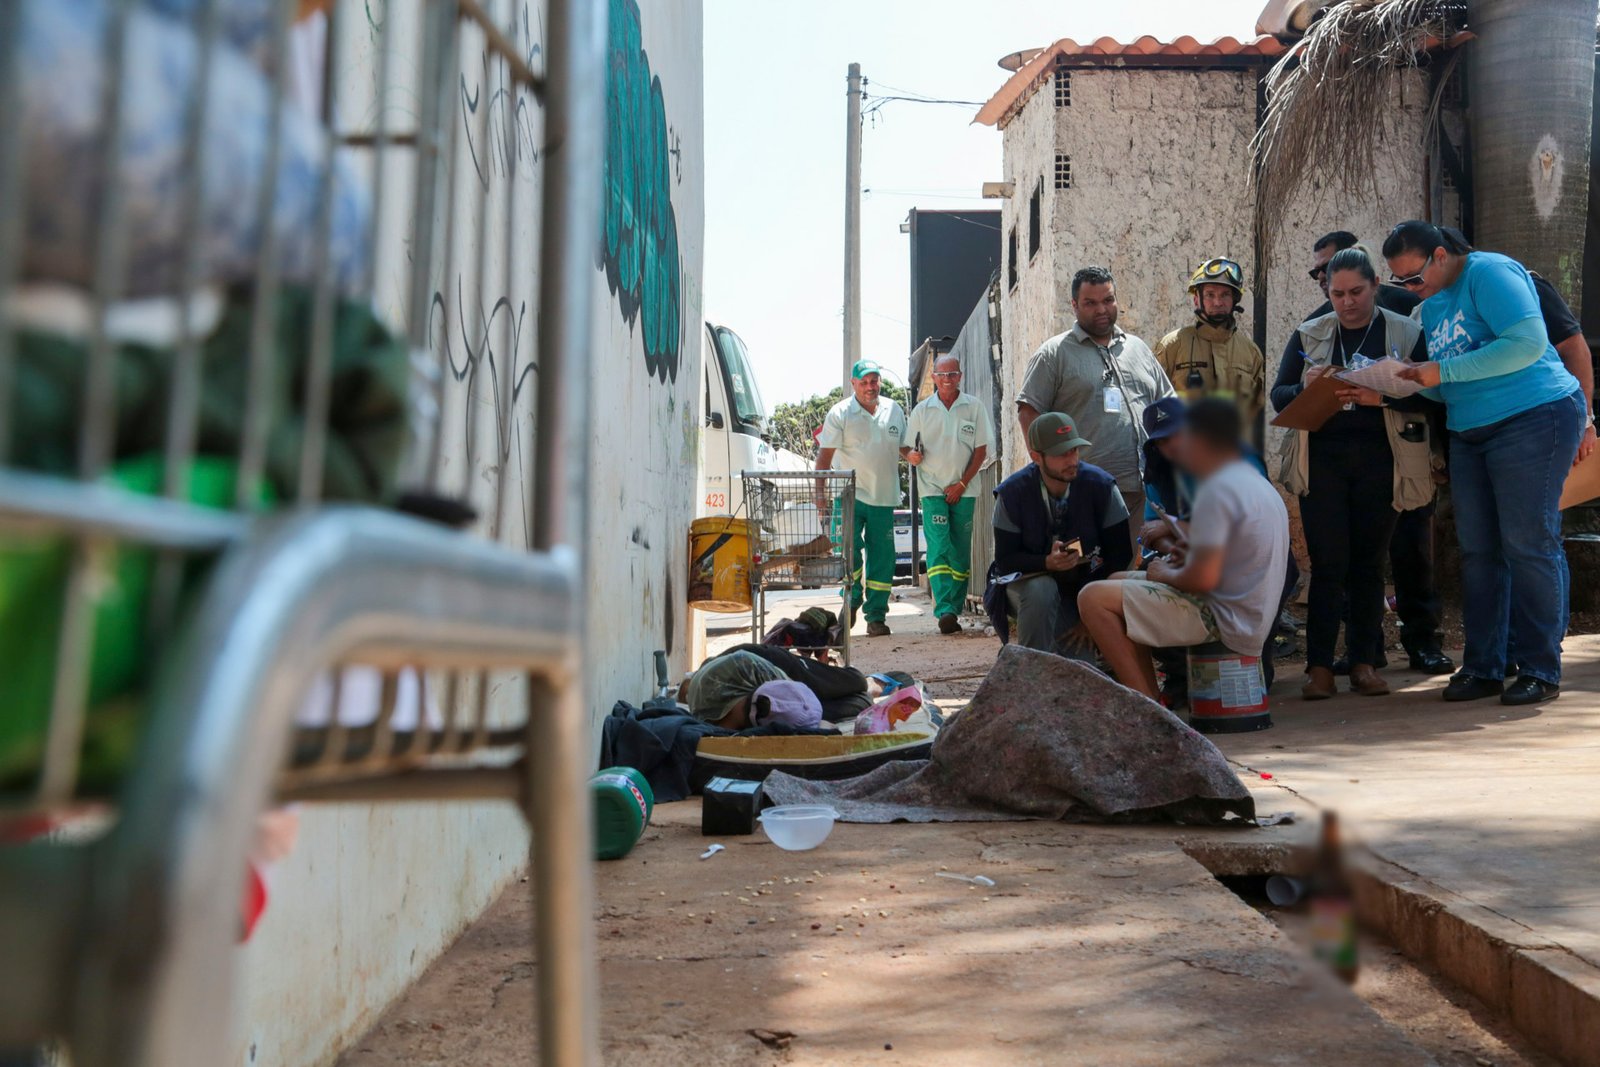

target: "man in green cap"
[817,360,907,636]
[981,411,1133,654]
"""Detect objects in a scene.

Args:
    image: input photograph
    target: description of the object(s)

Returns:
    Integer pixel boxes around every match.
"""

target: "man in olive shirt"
[1017,265,1175,531]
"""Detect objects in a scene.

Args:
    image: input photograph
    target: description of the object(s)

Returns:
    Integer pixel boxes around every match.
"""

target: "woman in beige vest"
[1270,248,1440,700]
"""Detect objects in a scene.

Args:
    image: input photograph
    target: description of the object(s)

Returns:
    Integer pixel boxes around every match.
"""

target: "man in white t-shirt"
[1077,399,1289,700]
[903,353,995,634]
[817,360,907,636]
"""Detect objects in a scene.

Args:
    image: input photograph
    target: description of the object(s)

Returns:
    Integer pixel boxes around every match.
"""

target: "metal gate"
[0,1,604,1064]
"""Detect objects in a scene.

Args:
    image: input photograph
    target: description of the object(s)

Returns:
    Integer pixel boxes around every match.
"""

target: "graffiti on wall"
[601,0,683,384]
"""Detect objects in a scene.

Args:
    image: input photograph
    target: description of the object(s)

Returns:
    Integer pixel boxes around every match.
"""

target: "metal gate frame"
[0,2,606,1064]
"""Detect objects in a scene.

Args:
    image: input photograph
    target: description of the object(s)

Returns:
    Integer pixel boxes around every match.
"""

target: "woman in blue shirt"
[1385,222,1585,706]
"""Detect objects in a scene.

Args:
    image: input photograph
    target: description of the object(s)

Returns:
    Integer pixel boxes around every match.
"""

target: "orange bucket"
[688,517,754,613]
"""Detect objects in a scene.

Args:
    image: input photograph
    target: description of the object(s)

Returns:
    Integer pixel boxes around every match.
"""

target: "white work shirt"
[907,391,994,499]
[818,395,907,508]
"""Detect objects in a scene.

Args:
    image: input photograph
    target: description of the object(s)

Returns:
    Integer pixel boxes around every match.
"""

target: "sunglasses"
[1390,271,1427,289]
[1308,264,1328,281]
[932,371,962,379]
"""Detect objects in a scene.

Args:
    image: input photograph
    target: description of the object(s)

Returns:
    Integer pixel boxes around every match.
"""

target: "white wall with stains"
[229,2,704,1064]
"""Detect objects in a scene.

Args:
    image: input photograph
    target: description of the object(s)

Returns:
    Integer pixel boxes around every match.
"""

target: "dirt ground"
[338,585,1568,1066]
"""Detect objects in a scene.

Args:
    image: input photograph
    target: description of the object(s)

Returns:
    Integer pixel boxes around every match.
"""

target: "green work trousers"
[921,494,975,618]
[842,502,896,623]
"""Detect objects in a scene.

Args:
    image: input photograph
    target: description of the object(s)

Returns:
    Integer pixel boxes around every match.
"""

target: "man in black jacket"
[982,412,1133,654]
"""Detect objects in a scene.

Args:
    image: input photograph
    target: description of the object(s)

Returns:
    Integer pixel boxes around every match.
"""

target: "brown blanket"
[762,645,1256,826]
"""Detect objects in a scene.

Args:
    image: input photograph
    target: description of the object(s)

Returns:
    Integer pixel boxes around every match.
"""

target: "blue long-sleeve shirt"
[1418,252,1580,430]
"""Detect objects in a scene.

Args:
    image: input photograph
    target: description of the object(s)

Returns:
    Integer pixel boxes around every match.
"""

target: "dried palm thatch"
[1253,0,1467,229]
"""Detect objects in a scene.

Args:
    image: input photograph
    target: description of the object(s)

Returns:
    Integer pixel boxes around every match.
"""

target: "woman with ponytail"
[1384,221,1585,706]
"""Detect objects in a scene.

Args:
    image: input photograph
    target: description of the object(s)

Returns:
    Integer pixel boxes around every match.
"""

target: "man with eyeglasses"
[1153,256,1265,425]
[1303,230,1451,676]
[903,353,995,634]
[1309,230,1421,318]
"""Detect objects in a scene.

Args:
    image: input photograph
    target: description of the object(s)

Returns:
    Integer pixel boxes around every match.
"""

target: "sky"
[703,0,1269,409]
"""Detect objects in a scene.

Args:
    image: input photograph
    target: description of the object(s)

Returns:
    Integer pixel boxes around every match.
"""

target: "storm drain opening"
[1205,871,1558,1067]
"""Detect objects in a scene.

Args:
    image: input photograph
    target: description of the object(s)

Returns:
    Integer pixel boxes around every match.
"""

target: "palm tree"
[1467,0,1596,311]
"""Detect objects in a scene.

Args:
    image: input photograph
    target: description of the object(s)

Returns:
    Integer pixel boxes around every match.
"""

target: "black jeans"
[1390,501,1442,652]
[1301,433,1399,670]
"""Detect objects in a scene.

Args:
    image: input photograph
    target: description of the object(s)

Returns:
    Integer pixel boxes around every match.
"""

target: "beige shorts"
[1120,579,1219,649]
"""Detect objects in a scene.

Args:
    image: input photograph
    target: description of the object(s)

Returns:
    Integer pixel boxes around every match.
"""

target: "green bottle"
[591,766,655,860]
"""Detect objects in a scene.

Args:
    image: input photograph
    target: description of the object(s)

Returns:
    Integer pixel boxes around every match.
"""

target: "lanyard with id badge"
[1095,342,1144,478]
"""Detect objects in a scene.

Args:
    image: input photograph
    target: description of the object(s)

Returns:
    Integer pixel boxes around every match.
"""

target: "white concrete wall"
[229,2,704,1064]
[997,81,1060,471]
[994,66,1429,472]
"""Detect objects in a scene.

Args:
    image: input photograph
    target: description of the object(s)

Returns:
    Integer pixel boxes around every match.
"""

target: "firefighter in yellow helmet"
[1153,257,1265,426]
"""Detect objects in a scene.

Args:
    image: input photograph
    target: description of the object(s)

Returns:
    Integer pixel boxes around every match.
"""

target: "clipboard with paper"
[1269,372,1347,431]
[1330,356,1428,399]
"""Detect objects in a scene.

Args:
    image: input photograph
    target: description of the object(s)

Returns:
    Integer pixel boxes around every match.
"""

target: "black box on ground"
[702,776,764,836]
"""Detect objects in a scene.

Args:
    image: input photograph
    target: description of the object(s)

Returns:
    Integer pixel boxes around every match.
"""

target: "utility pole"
[843,62,862,389]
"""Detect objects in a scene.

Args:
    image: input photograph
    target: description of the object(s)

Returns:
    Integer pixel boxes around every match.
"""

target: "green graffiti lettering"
[601,0,683,383]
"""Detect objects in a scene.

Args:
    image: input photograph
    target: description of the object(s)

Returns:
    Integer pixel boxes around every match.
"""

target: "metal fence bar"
[0,469,245,548]
[461,11,496,507]
[237,0,296,509]
[412,0,460,492]
[491,9,524,543]
[0,0,28,464]
[39,0,138,805]
[296,0,348,505]
[527,0,606,1057]
[78,0,134,481]
[459,0,546,99]
[150,0,224,640]
[162,0,222,501]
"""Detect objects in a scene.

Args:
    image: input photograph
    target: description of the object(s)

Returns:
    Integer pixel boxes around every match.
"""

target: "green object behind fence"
[0,455,271,794]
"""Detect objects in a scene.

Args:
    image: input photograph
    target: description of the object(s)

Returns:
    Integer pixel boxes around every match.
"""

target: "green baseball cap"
[1027,412,1092,456]
[851,359,883,380]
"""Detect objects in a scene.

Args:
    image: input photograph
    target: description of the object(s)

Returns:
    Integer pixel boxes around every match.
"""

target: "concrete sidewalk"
[338,588,1597,1064]
[1214,640,1600,974]
[340,806,1432,1066]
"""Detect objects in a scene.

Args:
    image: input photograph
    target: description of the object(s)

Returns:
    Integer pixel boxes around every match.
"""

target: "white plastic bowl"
[757,805,839,851]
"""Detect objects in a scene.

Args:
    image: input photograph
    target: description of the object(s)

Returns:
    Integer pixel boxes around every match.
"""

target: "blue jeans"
[1450,391,1583,684]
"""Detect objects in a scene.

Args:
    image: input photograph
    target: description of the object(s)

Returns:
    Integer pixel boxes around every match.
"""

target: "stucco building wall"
[230,2,705,1064]
[994,63,1430,480]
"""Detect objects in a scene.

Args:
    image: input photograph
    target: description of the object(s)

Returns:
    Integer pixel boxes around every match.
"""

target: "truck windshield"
[713,327,767,432]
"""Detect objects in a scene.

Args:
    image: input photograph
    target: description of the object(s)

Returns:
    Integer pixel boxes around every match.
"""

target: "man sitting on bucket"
[1077,399,1288,701]
[982,412,1132,656]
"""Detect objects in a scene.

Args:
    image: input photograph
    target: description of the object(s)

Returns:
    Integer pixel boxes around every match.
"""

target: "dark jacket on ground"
[982,461,1132,640]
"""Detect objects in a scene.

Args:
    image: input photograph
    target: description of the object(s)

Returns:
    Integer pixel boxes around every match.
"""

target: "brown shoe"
[1349,663,1390,696]
[1301,666,1336,701]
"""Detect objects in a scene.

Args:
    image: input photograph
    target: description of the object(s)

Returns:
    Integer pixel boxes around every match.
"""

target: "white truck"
[699,320,806,518]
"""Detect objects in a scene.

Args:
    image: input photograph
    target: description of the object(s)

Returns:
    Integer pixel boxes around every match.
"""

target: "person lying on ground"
[981,412,1132,657]
[1077,399,1289,701]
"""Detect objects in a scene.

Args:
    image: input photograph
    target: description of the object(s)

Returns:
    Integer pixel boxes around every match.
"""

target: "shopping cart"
[0,2,603,1065]
[741,469,856,665]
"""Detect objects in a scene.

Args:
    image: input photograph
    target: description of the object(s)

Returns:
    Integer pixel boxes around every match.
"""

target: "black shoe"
[1442,672,1503,702]
[1406,648,1455,675]
[866,620,891,637]
[937,614,961,635]
[1501,676,1559,706]
[1505,662,1519,678]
